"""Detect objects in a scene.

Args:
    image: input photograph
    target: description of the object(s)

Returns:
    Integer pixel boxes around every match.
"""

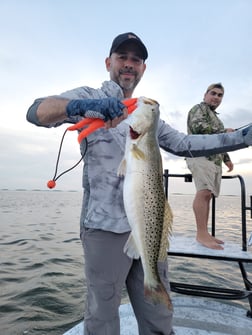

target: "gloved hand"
[66,97,125,121]
[242,125,252,146]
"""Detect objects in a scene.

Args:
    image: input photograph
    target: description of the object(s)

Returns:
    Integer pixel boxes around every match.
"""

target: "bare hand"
[104,107,128,129]
[225,128,235,133]
[225,160,234,172]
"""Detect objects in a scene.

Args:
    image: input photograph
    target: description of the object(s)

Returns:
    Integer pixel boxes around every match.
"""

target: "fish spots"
[121,96,173,309]
[143,181,164,269]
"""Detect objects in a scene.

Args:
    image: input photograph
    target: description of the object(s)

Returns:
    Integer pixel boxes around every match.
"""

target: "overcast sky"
[1,0,252,195]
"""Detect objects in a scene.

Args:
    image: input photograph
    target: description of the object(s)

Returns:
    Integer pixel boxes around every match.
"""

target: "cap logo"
[128,34,137,39]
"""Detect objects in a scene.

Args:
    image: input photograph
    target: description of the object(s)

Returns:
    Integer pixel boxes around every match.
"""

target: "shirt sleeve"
[157,119,246,158]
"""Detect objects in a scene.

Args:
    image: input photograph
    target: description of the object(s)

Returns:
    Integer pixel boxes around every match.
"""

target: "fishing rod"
[235,122,252,131]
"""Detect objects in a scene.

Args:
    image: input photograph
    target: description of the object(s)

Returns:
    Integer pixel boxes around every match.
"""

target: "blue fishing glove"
[66,97,125,121]
[242,124,252,146]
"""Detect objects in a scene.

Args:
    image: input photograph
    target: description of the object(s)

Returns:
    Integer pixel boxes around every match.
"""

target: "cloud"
[1,0,252,194]
[221,108,252,129]
[0,127,83,191]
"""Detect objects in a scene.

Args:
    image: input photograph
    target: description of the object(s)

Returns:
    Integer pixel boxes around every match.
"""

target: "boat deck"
[63,237,252,335]
[63,297,252,335]
[169,235,252,261]
[168,235,252,314]
[63,173,252,334]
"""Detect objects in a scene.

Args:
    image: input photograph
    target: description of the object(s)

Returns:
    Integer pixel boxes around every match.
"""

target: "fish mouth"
[130,126,140,139]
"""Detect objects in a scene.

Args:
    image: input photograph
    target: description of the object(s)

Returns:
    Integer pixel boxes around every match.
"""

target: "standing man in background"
[186,83,234,250]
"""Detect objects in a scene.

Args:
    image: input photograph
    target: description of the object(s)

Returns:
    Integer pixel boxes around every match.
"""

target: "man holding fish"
[27,32,252,335]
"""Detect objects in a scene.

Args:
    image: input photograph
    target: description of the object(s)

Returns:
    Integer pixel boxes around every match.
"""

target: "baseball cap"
[109,32,148,60]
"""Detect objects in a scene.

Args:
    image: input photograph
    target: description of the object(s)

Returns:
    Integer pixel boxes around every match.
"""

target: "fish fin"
[123,233,140,259]
[158,201,173,261]
[131,144,146,160]
[144,282,173,311]
[117,158,127,176]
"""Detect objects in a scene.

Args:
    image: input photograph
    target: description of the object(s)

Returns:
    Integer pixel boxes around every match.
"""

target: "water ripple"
[1,191,251,335]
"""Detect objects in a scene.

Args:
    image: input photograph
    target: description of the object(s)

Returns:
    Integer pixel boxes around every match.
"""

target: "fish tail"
[144,282,173,311]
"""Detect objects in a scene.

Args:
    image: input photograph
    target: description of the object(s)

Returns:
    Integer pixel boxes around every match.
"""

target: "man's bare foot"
[213,237,224,244]
[196,233,224,250]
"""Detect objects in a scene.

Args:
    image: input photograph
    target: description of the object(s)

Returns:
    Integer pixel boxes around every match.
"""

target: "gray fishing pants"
[81,228,174,335]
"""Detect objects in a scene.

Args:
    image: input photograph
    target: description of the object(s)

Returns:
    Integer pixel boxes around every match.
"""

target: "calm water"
[1,190,252,335]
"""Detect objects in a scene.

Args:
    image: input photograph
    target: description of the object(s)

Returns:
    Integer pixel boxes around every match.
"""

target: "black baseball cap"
[109,32,148,61]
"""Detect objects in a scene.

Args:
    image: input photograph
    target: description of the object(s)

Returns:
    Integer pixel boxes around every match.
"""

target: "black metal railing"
[163,169,251,251]
[163,169,252,316]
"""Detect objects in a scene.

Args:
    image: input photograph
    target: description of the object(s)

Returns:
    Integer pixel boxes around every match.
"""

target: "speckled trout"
[118,97,173,310]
